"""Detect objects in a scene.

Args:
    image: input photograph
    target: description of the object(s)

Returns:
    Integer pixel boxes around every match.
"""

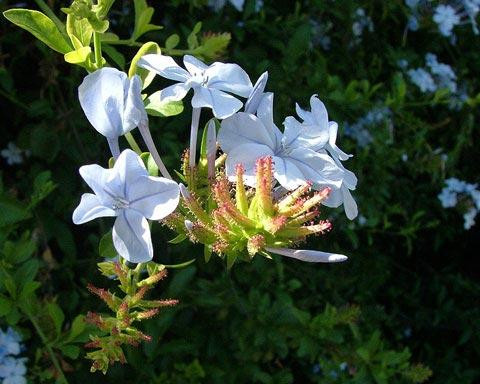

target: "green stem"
[93,32,103,68]
[22,307,69,384]
[102,39,142,47]
[125,132,142,154]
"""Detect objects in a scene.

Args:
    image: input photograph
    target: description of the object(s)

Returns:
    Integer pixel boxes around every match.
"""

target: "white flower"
[72,149,180,263]
[433,5,460,37]
[265,247,348,263]
[137,54,253,119]
[218,94,358,219]
[78,67,147,139]
[1,143,23,165]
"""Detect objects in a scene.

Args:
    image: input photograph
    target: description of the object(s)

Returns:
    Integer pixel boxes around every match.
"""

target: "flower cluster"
[73,52,357,265]
[438,177,480,229]
[404,53,467,107]
[344,107,392,147]
[352,8,374,42]
[406,0,480,38]
[0,328,27,384]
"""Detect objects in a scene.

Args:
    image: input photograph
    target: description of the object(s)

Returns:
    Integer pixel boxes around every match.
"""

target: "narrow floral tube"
[265,247,348,263]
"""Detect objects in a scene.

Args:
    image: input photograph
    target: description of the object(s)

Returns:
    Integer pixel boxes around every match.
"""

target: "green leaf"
[99,230,117,259]
[64,46,92,64]
[3,9,72,54]
[46,302,65,337]
[59,344,80,359]
[66,14,93,49]
[165,34,180,50]
[187,22,202,50]
[168,233,187,244]
[66,315,86,342]
[0,196,31,227]
[132,0,162,41]
[14,259,40,286]
[145,92,184,117]
[102,44,125,69]
[128,41,161,88]
[0,296,12,317]
[204,245,212,263]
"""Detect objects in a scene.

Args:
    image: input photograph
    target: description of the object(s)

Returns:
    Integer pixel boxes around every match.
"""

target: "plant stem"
[125,132,142,154]
[93,32,103,68]
[107,137,120,159]
[102,39,142,47]
[22,307,69,384]
[189,108,201,169]
[138,122,172,179]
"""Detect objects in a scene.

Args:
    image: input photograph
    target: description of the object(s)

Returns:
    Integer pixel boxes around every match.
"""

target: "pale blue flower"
[425,53,457,93]
[407,68,436,93]
[462,0,480,34]
[72,149,180,263]
[265,247,348,263]
[344,106,392,147]
[218,94,358,219]
[208,0,244,12]
[352,8,374,38]
[433,5,460,36]
[137,54,252,119]
[78,68,147,158]
[0,357,27,384]
[1,143,23,165]
[463,208,477,229]
[0,329,21,360]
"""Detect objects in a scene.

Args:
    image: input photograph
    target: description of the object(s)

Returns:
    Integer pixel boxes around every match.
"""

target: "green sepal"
[144,93,184,117]
[64,46,92,64]
[140,152,159,176]
[128,42,161,87]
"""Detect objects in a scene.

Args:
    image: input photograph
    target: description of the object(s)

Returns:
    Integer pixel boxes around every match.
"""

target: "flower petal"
[272,156,306,190]
[158,83,190,102]
[265,247,348,263]
[218,112,277,153]
[327,122,352,161]
[225,143,274,186]
[183,55,209,74]
[79,164,116,204]
[342,185,359,220]
[113,210,153,263]
[113,149,149,188]
[205,62,253,97]
[310,95,329,129]
[192,87,243,119]
[244,71,268,114]
[256,92,283,148]
[123,75,148,132]
[286,148,344,189]
[283,116,329,151]
[72,193,116,224]
[128,175,180,220]
[78,67,126,138]
[137,54,190,82]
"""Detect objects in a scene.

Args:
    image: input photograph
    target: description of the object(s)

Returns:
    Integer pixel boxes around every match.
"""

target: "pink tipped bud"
[265,247,348,263]
[247,234,266,256]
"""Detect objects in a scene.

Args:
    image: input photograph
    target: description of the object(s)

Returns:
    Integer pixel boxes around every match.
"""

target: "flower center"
[187,71,208,87]
[112,197,130,210]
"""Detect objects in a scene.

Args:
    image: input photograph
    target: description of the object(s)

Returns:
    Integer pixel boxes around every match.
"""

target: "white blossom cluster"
[0,328,27,384]
[438,178,480,230]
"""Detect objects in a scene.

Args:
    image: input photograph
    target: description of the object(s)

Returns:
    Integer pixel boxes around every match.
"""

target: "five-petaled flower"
[137,54,253,119]
[72,149,180,263]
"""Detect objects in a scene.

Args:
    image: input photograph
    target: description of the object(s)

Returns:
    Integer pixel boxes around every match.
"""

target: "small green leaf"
[46,302,65,337]
[0,196,31,227]
[99,230,117,259]
[165,34,180,50]
[0,296,12,317]
[187,22,202,49]
[128,41,161,88]
[3,9,72,54]
[204,245,212,263]
[132,0,162,41]
[67,315,86,342]
[66,14,93,49]
[145,92,184,117]
[59,344,80,359]
[102,44,125,69]
[64,46,92,64]
[168,233,187,244]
